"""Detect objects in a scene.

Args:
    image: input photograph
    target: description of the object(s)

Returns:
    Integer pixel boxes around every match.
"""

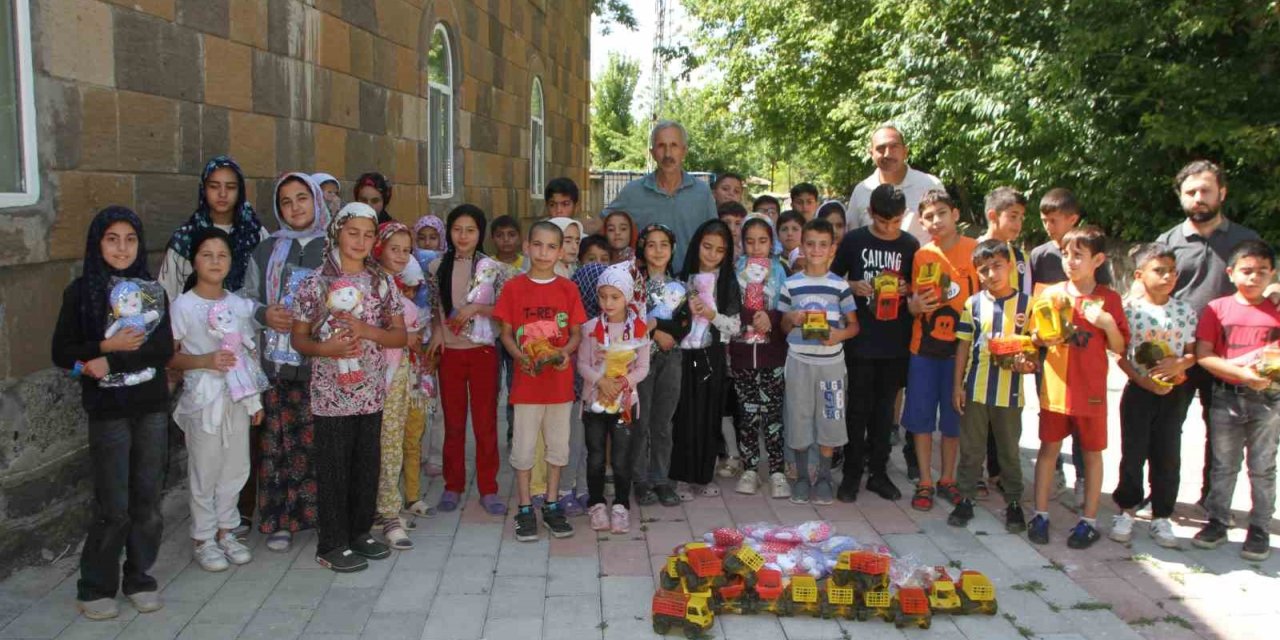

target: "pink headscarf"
[412,215,448,252]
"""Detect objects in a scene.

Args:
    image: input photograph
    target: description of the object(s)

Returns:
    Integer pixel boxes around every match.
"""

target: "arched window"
[427,24,454,198]
[530,77,545,199]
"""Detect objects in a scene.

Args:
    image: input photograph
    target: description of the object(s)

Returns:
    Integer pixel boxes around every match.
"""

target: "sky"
[589,0,693,120]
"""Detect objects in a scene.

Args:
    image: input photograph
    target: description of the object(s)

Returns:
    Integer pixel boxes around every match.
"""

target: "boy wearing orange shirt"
[1028,226,1129,549]
[903,190,979,511]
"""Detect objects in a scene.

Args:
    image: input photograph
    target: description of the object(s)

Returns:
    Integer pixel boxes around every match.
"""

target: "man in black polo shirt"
[1155,160,1261,505]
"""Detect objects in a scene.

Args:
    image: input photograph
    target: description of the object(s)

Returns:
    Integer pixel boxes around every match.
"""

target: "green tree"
[590,53,646,169]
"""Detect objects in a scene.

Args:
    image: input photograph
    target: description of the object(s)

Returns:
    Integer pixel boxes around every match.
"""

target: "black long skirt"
[668,346,728,486]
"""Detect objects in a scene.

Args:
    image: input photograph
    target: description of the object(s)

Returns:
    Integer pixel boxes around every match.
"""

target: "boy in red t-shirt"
[494,222,586,542]
[1028,226,1128,549]
[1191,240,1280,561]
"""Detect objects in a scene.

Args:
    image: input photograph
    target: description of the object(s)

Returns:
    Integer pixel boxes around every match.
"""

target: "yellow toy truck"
[958,570,998,615]
[710,575,748,615]
[659,543,723,594]
[721,546,765,589]
[874,272,901,321]
[858,585,894,623]
[801,309,831,341]
[893,586,932,629]
[652,589,714,637]
[820,579,857,620]
[915,261,945,302]
[927,567,962,615]
[786,575,821,617]
[1031,294,1074,343]
[832,550,892,591]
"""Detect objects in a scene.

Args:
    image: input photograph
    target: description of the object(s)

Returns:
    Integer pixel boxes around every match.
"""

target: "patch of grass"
[1071,601,1113,611]
[1129,617,1157,627]
[1002,612,1035,638]
[1048,602,1062,613]
[639,525,649,532]
[1163,615,1193,630]
[1168,571,1186,586]
[640,516,660,523]
[1044,560,1067,572]
[974,530,989,536]
[597,535,610,542]
[596,621,608,630]
[1130,553,1154,564]
[1187,564,1208,574]
[670,517,686,522]
[948,560,963,569]
[1010,580,1046,594]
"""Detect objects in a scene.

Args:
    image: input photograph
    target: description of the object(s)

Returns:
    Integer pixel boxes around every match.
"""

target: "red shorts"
[1039,411,1107,452]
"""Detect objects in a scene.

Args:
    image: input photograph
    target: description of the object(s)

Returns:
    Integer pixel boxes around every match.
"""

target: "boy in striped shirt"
[778,218,861,505]
[948,239,1035,531]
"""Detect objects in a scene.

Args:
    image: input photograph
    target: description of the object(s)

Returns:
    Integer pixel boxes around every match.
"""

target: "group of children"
[53,158,1277,620]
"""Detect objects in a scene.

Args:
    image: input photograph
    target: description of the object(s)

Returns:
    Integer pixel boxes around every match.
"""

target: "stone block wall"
[0,0,591,578]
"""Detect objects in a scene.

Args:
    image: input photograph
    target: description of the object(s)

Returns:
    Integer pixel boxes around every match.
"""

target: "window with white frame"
[427,24,454,199]
[530,77,545,199]
[0,0,38,207]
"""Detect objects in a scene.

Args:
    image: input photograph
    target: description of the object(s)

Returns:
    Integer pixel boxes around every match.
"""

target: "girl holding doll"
[411,214,447,479]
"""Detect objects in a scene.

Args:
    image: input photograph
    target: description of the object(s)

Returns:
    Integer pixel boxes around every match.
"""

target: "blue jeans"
[1206,386,1280,528]
[78,412,168,601]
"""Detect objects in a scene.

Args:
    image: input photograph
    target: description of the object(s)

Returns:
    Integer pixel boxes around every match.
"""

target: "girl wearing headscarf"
[312,173,341,200]
[668,219,741,500]
[52,207,174,620]
[425,205,505,515]
[354,172,394,224]
[241,173,329,552]
[291,203,407,573]
[548,217,583,278]
[158,156,268,301]
[409,214,447,478]
[413,214,448,252]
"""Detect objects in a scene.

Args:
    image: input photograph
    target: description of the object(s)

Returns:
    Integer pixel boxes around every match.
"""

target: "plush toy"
[208,300,269,402]
[516,316,567,373]
[266,267,313,366]
[683,272,718,346]
[589,346,638,415]
[456,256,501,344]
[100,280,163,388]
[319,278,366,385]
[649,281,687,321]
[739,258,771,344]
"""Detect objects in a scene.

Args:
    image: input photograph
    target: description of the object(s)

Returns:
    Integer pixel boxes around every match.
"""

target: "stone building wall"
[0,0,591,578]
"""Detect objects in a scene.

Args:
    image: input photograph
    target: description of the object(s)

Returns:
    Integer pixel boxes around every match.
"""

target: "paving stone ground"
[1,368,1276,640]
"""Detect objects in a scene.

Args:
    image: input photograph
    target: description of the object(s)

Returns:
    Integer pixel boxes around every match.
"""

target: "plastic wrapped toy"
[588,343,640,416]
[874,271,902,321]
[99,279,165,388]
[454,256,501,344]
[317,278,366,386]
[1255,342,1280,383]
[1032,292,1075,342]
[265,265,313,367]
[649,281,687,321]
[915,261,950,302]
[515,316,568,374]
[1135,339,1188,387]
[739,257,771,343]
[682,272,718,347]
[208,299,270,402]
[989,334,1037,371]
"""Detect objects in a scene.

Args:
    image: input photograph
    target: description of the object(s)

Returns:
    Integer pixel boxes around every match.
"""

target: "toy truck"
[786,575,821,617]
[820,578,857,620]
[832,550,892,591]
[857,584,894,623]
[915,261,944,302]
[1031,294,1073,342]
[659,543,723,594]
[652,589,714,637]
[873,272,901,321]
[801,309,831,340]
[927,567,962,615]
[989,335,1037,371]
[710,575,748,615]
[894,586,932,629]
[721,546,765,588]
[958,570,998,615]
[746,568,789,615]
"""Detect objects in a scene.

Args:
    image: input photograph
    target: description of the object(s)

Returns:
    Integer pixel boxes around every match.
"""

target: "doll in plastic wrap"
[266,266,313,366]
[649,281,687,321]
[318,278,366,385]
[683,272,718,345]
[458,256,501,343]
[208,299,269,402]
[100,279,164,387]
[739,257,771,343]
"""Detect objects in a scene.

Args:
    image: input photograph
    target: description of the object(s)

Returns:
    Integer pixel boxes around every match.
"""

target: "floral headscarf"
[323,202,382,277]
[265,172,328,306]
[166,155,263,291]
[412,214,448,252]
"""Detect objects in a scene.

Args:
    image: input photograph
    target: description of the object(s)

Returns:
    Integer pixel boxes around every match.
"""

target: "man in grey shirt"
[603,120,717,259]
[1155,160,1261,505]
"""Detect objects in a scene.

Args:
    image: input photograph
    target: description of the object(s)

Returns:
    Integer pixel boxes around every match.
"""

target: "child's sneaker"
[1109,512,1135,543]
[588,503,609,531]
[1150,518,1179,549]
[195,540,228,572]
[911,484,934,511]
[542,502,574,538]
[1005,502,1026,533]
[350,535,391,560]
[866,474,902,500]
[790,478,811,504]
[514,506,538,542]
[948,499,974,527]
[77,598,119,621]
[736,470,760,495]
[218,536,252,565]
[1067,520,1100,549]
[610,505,630,534]
[812,479,834,506]
[1028,514,1050,545]
[769,472,791,499]
[1192,519,1228,549]
[1241,525,1270,561]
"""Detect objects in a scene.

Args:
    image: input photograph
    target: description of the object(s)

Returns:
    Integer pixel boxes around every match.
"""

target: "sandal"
[911,484,935,512]
[479,493,507,515]
[675,482,696,502]
[437,490,461,513]
[380,517,414,551]
[697,483,721,497]
[402,500,436,519]
[938,481,963,506]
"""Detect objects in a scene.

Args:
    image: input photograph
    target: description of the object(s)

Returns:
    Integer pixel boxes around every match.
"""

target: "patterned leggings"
[732,367,785,474]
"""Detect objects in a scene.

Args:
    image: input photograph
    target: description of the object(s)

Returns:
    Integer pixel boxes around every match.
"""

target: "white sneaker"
[1109,512,1134,543]
[77,598,119,620]
[735,470,760,495]
[769,472,791,499]
[194,540,229,572]
[718,457,742,478]
[126,591,163,614]
[1150,518,1180,548]
[218,535,253,565]
[265,530,292,552]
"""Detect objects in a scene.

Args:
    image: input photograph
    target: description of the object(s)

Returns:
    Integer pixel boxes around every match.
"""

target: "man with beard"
[604,120,716,255]
[847,125,944,245]
[1155,160,1262,505]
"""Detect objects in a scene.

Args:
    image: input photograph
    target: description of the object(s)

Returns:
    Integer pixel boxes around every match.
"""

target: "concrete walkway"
[0,367,1275,639]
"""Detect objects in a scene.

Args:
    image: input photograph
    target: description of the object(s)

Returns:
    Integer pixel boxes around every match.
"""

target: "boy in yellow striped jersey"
[948,239,1035,532]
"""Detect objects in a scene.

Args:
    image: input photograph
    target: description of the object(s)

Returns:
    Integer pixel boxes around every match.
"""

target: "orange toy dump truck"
[652,589,714,637]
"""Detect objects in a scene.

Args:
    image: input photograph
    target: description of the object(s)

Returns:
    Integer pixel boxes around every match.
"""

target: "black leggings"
[314,412,382,555]
[585,412,632,509]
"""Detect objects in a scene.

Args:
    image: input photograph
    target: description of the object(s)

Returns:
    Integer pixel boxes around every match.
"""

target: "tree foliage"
[591,0,638,33]
[590,53,645,169]
[682,0,1280,239]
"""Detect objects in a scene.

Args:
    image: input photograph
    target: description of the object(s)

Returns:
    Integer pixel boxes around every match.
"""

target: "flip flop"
[437,490,461,512]
[698,483,721,497]
[480,493,507,515]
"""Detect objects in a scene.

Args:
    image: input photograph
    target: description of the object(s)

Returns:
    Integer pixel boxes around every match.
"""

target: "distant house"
[0,0,591,577]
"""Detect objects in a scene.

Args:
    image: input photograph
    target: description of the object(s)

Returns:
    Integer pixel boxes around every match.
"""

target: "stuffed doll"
[649,281,687,321]
[318,278,366,385]
[99,280,164,388]
[739,257,771,344]
[208,300,269,402]
[683,272,718,346]
[266,266,313,366]
[456,256,501,344]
